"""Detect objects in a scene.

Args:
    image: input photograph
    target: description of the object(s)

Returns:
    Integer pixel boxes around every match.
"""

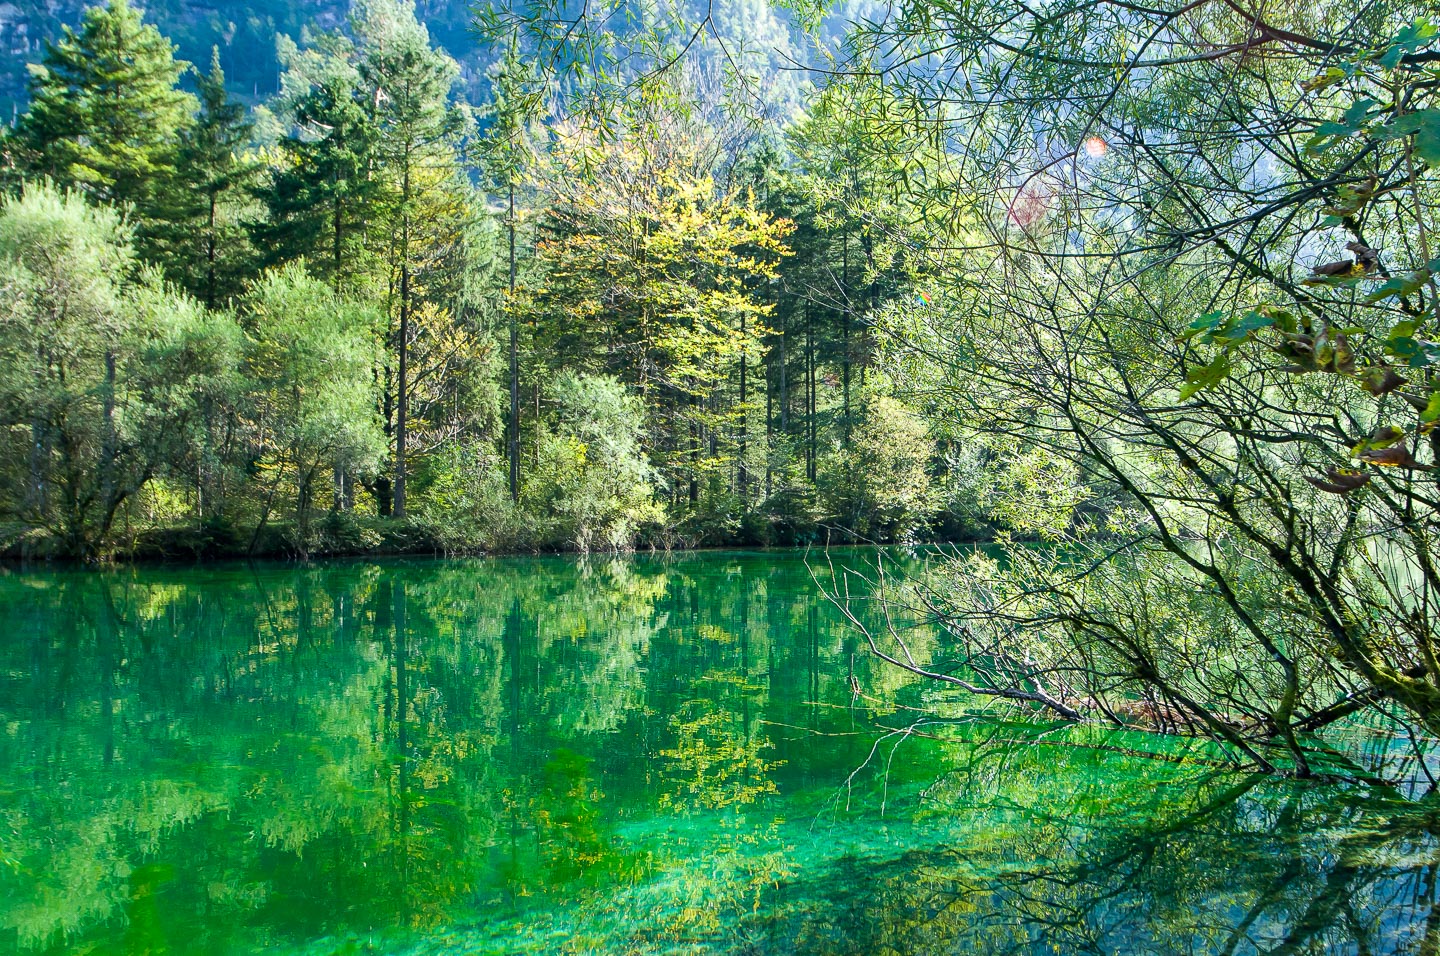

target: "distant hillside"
[1,0,818,124]
[0,0,488,114]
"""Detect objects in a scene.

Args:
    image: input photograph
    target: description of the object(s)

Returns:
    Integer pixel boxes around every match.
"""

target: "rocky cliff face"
[1,2,79,113]
[0,2,37,59]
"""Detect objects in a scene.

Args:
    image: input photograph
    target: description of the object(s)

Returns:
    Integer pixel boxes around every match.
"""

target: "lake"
[0,548,1435,954]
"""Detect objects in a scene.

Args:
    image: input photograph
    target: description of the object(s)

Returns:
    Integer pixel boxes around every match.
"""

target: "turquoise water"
[0,549,1434,954]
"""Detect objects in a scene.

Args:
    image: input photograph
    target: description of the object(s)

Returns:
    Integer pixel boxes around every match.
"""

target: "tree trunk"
[98,349,118,556]
[689,395,699,505]
[779,301,789,434]
[332,464,350,513]
[206,191,218,310]
[738,307,748,502]
[842,229,851,439]
[394,163,411,519]
[333,189,343,296]
[508,180,520,502]
[765,300,774,500]
[861,227,879,389]
[805,298,816,482]
[26,415,44,522]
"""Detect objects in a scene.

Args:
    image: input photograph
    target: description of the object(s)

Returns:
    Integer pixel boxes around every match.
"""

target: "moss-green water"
[0,549,1432,954]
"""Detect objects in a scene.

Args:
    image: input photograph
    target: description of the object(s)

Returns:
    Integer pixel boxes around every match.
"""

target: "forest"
[0,0,961,562]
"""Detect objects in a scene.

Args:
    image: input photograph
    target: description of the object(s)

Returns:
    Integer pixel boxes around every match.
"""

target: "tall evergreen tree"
[479,40,542,504]
[256,4,487,520]
[172,49,260,309]
[356,0,471,519]
[254,74,381,296]
[10,0,195,238]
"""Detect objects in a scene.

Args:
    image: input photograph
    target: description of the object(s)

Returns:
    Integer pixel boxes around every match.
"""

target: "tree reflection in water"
[0,551,1435,955]
[760,723,1440,955]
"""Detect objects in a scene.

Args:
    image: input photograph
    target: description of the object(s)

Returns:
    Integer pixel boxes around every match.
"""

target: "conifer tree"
[479,40,542,503]
[254,74,380,296]
[255,4,485,520]
[356,0,472,518]
[173,49,259,309]
[11,0,195,240]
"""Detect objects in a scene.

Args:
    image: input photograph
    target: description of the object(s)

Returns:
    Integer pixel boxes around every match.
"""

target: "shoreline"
[1,520,1000,569]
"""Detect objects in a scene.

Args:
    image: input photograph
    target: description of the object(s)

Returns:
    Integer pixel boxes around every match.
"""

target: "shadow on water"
[0,550,1436,954]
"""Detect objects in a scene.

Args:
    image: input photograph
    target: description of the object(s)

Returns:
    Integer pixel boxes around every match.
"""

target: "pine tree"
[173,49,260,309]
[254,74,381,296]
[255,4,486,520]
[252,55,385,513]
[478,40,541,504]
[355,0,473,519]
[12,0,195,230]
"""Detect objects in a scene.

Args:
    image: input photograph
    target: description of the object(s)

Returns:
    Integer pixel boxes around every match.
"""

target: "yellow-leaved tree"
[517,92,792,515]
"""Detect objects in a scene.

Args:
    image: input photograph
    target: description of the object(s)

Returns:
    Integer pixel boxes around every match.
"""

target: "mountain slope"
[0,0,481,113]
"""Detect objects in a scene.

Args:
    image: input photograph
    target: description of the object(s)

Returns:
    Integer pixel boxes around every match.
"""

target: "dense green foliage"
[0,185,237,558]
[0,0,987,559]
[773,0,1440,778]
[10,1,1440,948]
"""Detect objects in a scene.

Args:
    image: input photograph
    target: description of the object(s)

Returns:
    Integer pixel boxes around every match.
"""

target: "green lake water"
[1,548,1437,954]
